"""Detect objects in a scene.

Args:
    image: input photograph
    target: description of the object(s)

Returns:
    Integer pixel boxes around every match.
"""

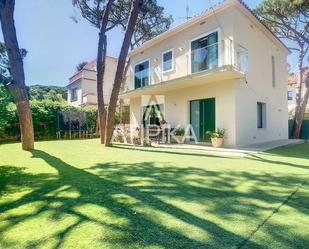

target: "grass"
[0,139,308,249]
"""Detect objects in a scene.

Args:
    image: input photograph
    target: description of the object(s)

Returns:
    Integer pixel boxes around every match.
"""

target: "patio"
[150,139,306,157]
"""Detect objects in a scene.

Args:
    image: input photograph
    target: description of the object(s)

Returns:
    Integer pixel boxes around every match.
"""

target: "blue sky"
[0,0,300,86]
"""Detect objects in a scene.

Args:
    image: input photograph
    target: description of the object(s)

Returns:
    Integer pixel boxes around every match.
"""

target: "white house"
[67,56,118,106]
[287,67,309,117]
[120,0,289,148]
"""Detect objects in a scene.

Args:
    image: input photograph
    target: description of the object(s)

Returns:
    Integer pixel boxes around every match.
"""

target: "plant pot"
[211,137,223,148]
[174,135,185,144]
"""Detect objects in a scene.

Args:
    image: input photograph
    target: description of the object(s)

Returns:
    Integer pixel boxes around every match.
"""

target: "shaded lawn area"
[0,140,308,249]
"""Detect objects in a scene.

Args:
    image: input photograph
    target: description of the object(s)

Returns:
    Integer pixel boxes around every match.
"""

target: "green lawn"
[0,139,308,249]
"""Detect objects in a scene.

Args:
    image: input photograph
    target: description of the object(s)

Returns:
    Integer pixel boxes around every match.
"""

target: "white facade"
[121,0,289,147]
[67,56,118,106]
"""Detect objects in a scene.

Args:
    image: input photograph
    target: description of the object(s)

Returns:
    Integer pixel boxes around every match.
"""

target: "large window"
[71,88,78,102]
[135,60,149,89]
[162,49,174,72]
[191,31,218,73]
[257,102,266,129]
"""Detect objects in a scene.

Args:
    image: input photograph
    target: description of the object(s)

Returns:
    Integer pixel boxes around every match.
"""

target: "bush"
[80,105,97,132]
[1,98,99,141]
[206,128,226,138]
[174,127,185,136]
[0,85,15,130]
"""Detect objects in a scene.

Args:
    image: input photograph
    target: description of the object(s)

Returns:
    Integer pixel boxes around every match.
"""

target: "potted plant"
[174,127,185,144]
[206,129,225,148]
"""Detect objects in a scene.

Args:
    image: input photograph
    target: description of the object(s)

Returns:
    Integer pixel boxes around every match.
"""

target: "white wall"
[67,56,118,106]
[67,80,82,106]
[232,7,288,146]
[127,4,289,147]
[125,7,235,91]
[130,80,237,147]
[288,83,308,114]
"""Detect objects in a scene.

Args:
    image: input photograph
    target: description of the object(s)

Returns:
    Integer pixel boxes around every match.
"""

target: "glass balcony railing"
[163,60,173,71]
[191,43,219,73]
[121,39,248,93]
[134,69,150,89]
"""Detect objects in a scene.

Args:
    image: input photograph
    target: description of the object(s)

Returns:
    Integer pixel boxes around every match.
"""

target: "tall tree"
[122,0,173,77]
[119,1,172,126]
[256,0,309,138]
[105,0,142,146]
[0,0,34,150]
[76,61,88,72]
[73,0,116,143]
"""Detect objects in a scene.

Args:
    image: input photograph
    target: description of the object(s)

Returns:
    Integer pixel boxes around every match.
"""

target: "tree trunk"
[96,0,114,144]
[0,0,34,150]
[97,34,107,143]
[105,0,142,146]
[292,48,305,138]
[95,109,100,137]
[293,72,309,138]
[123,58,131,80]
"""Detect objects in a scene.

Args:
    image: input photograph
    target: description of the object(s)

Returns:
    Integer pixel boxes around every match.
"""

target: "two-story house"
[287,67,309,117]
[120,0,289,147]
[67,56,117,106]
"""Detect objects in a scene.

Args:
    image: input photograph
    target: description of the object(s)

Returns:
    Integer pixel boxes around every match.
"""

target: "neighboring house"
[67,56,117,106]
[120,0,289,147]
[287,66,309,117]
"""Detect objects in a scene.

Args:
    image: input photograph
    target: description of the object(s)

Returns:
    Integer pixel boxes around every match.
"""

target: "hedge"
[0,99,98,141]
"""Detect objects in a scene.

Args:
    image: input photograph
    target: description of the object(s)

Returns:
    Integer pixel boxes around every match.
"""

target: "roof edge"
[129,0,290,57]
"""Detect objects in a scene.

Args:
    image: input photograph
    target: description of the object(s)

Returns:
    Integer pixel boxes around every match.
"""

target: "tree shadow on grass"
[0,149,308,248]
[0,150,255,249]
[0,166,55,196]
[246,142,309,171]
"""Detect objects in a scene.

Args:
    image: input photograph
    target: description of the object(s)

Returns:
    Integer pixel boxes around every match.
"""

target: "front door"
[190,98,215,141]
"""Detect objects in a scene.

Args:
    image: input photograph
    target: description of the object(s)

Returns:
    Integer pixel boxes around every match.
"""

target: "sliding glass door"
[190,98,216,141]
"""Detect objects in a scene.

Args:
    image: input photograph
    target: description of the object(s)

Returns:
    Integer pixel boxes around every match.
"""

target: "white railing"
[121,39,248,93]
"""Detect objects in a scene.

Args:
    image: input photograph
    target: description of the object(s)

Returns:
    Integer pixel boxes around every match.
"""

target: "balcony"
[121,39,248,98]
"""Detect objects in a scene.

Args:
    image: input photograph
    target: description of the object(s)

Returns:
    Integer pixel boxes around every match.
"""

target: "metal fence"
[289,119,309,139]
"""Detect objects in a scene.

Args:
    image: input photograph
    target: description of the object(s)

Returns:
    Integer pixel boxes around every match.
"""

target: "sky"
[0,0,300,87]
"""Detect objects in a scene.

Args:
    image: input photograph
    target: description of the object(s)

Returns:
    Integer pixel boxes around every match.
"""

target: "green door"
[190,98,215,141]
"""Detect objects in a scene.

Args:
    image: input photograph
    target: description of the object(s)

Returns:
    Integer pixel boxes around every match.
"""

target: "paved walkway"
[151,139,306,157]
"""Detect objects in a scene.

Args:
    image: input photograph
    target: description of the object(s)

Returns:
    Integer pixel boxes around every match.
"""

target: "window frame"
[287,90,293,101]
[271,55,276,88]
[189,28,221,74]
[134,58,150,89]
[257,102,266,129]
[161,48,174,73]
[71,88,78,102]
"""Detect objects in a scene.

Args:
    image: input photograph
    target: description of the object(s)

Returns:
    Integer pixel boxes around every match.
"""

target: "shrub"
[1,98,99,141]
[174,127,185,136]
[206,128,225,138]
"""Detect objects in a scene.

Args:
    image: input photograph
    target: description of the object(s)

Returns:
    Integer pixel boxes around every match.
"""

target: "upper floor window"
[71,88,78,102]
[162,49,174,72]
[257,102,266,128]
[287,90,293,100]
[191,31,218,73]
[135,59,149,89]
[271,55,276,87]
